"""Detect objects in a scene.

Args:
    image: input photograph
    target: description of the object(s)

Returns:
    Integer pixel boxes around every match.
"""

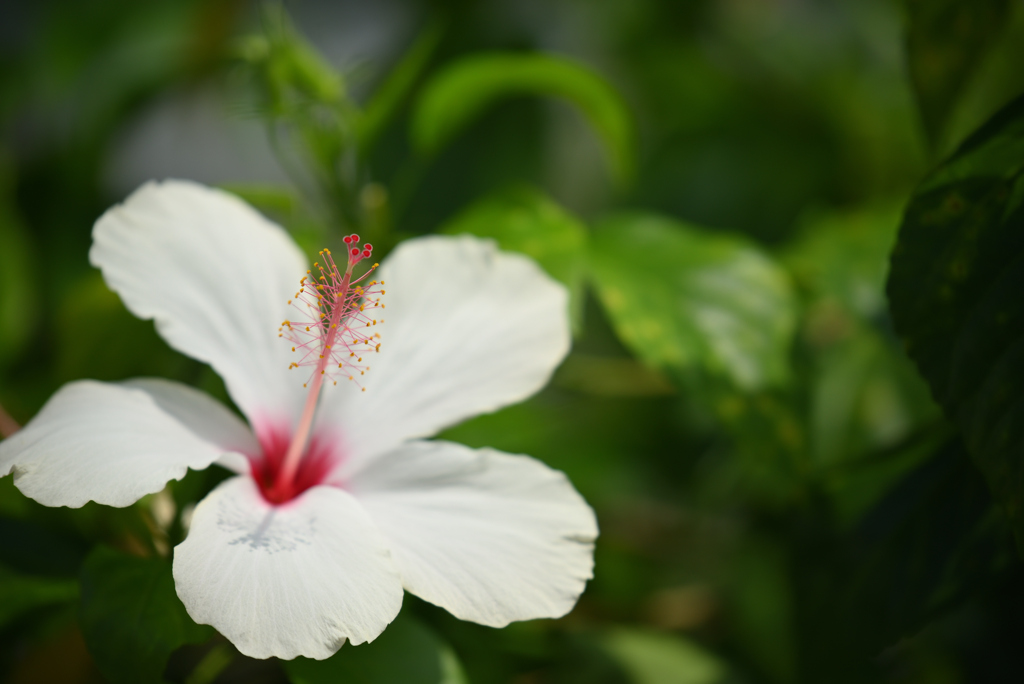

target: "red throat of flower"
[259,235,385,504]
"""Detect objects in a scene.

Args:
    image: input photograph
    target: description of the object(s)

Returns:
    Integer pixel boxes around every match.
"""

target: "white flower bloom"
[0,180,597,660]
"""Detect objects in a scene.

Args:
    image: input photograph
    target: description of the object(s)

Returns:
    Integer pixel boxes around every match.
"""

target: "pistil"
[265,236,384,502]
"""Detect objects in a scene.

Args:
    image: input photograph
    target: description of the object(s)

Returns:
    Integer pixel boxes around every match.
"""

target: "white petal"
[348,440,597,627]
[173,477,404,660]
[90,180,309,432]
[320,235,571,467]
[0,380,249,508]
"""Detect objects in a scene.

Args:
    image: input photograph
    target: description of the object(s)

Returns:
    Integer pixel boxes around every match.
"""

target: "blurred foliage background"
[2,0,1024,682]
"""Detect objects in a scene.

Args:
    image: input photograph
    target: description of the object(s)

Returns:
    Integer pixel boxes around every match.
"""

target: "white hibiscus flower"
[0,180,597,660]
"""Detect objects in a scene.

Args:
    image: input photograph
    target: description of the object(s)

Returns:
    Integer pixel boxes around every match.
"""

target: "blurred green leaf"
[358,20,444,153]
[905,0,1010,150]
[55,273,193,383]
[808,325,939,471]
[727,541,796,684]
[590,213,797,391]
[0,564,78,629]
[601,627,726,684]
[411,52,634,185]
[0,162,35,366]
[216,182,298,215]
[783,203,902,320]
[78,546,211,684]
[284,610,467,684]
[241,4,343,110]
[440,186,588,331]
[887,93,1024,550]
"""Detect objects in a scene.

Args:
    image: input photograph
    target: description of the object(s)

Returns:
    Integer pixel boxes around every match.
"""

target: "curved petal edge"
[0,379,246,508]
[173,477,405,660]
[349,440,598,627]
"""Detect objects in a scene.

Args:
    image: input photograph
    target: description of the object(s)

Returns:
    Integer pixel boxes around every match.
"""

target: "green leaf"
[0,564,79,629]
[782,203,903,319]
[411,52,634,185]
[78,547,212,684]
[284,610,467,684]
[440,186,588,331]
[601,627,726,684]
[808,324,940,472]
[905,0,1011,150]
[726,541,796,683]
[802,439,1014,675]
[590,213,797,390]
[55,273,193,383]
[0,159,36,365]
[887,93,1024,550]
[357,20,445,153]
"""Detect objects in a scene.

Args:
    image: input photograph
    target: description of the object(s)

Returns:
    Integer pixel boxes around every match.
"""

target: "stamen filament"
[275,267,351,495]
[269,235,382,501]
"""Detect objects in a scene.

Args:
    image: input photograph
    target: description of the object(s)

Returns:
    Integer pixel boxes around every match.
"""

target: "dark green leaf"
[801,439,1014,675]
[284,610,467,684]
[0,564,78,629]
[590,213,797,391]
[79,547,211,684]
[725,541,796,684]
[905,0,1010,149]
[411,53,634,185]
[440,186,588,331]
[887,93,1024,549]
[0,161,35,366]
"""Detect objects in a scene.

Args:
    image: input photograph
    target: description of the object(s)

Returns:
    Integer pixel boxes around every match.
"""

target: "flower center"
[250,426,336,504]
[261,235,385,504]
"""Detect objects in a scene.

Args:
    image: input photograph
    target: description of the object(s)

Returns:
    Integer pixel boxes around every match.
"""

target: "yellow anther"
[357,357,362,362]
[362,387,366,392]
[306,326,310,331]
[321,370,325,375]
[319,354,324,359]
[291,347,295,352]
[348,376,353,381]
[375,343,381,351]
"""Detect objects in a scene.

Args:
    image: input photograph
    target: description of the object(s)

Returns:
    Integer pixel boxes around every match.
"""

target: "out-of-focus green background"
[3,0,1024,682]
